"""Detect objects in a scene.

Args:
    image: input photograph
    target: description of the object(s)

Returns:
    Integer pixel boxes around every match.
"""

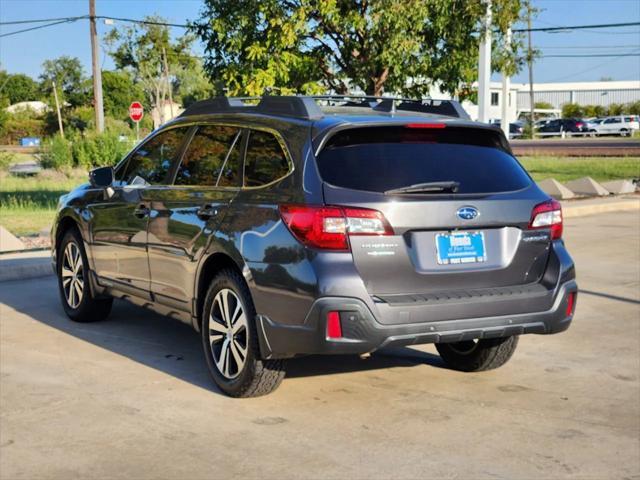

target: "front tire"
[57,229,112,322]
[435,336,519,372]
[201,269,285,397]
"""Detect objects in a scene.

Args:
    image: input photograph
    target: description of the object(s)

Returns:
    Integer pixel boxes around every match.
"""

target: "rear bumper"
[257,280,577,359]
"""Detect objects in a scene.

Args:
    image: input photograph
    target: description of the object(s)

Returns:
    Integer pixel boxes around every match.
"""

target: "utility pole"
[89,0,105,133]
[527,0,535,138]
[52,81,64,138]
[501,27,512,138]
[477,0,492,123]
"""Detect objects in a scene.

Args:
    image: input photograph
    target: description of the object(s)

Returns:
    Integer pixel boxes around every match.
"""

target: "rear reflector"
[279,205,393,251]
[529,199,563,240]
[405,123,446,129]
[326,311,342,338]
[566,292,576,317]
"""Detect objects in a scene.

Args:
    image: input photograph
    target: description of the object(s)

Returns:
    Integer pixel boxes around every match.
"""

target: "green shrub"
[561,103,584,118]
[0,109,46,144]
[0,152,16,171]
[41,134,73,170]
[72,131,131,169]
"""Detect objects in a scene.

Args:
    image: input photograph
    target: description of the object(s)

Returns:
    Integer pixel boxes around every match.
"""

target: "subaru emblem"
[457,206,479,220]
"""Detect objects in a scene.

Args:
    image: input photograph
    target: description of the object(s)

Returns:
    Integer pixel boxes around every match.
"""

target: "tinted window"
[175,125,241,186]
[244,130,290,187]
[316,126,531,194]
[120,128,187,185]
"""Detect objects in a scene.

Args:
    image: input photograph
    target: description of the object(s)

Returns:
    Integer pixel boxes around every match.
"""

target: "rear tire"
[57,229,113,322]
[436,336,519,372]
[201,269,285,397]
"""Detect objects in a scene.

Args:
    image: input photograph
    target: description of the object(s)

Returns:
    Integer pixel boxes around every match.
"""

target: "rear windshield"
[316,126,531,194]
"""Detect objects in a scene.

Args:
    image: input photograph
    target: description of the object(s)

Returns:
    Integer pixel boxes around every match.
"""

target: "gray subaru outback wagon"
[52,96,577,397]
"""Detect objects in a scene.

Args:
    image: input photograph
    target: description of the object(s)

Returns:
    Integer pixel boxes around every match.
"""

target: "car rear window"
[316,126,531,194]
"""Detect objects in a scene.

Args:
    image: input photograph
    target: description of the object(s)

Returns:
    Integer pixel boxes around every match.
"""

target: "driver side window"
[119,127,189,186]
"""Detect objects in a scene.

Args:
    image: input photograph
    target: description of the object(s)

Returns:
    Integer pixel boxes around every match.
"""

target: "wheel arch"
[194,251,247,331]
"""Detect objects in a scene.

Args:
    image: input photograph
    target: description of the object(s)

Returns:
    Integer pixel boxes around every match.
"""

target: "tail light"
[279,205,394,251]
[529,199,563,240]
[576,122,584,128]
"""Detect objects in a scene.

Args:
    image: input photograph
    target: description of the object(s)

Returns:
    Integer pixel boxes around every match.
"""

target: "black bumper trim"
[256,280,577,359]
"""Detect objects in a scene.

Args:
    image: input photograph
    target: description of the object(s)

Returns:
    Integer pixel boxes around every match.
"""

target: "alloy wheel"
[208,288,249,379]
[61,242,84,309]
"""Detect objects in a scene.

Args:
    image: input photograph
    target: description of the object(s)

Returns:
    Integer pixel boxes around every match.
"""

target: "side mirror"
[89,166,114,188]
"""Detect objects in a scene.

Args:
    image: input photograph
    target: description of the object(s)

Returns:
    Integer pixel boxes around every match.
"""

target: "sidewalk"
[0,195,637,282]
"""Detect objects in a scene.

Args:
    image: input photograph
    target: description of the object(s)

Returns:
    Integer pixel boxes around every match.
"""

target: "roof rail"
[180,95,469,120]
[180,96,324,120]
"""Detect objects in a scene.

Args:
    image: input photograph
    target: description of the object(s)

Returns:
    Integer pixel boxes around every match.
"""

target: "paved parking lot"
[1,211,639,479]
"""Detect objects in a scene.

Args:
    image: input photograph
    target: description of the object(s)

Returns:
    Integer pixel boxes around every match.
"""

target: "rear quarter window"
[316,126,531,194]
[243,130,290,187]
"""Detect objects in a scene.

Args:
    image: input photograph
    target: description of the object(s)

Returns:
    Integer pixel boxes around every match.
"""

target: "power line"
[547,51,640,82]
[0,18,80,38]
[538,44,640,49]
[512,21,640,33]
[0,16,87,26]
[541,52,640,58]
[93,15,189,28]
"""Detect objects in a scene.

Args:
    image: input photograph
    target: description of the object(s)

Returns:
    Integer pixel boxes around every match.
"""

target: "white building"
[514,80,640,112]
[429,80,640,125]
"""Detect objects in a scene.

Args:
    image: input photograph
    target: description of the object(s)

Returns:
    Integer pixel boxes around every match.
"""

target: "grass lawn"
[519,156,640,183]
[0,170,87,236]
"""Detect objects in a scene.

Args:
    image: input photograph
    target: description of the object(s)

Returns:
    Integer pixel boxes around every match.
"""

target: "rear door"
[317,125,551,296]
[145,124,243,310]
[90,127,189,295]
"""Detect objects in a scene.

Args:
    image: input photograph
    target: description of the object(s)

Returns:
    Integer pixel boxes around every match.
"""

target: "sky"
[0,0,639,85]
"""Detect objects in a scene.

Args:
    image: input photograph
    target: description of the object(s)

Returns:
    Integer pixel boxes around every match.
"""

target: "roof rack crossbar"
[180,95,469,120]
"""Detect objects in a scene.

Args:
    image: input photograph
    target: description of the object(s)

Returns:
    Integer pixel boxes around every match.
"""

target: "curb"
[562,198,640,218]
[0,251,53,283]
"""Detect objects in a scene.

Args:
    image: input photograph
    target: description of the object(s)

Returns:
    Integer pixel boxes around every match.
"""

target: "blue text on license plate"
[436,231,487,265]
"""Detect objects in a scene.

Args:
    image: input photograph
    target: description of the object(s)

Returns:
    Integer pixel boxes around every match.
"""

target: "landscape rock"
[0,226,25,252]
[600,179,636,195]
[537,178,576,200]
[564,177,610,197]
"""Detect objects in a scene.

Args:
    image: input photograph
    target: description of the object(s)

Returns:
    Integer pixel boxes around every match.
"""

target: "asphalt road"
[1,211,639,479]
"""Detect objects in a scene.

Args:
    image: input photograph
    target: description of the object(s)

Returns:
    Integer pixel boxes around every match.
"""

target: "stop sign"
[129,101,144,122]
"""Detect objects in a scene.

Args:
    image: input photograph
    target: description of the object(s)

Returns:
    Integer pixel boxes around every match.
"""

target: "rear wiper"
[384,181,460,195]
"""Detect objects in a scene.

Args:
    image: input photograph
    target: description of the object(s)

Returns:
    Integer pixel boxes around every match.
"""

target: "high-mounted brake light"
[529,199,563,240]
[279,205,394,251]
[405,123,446,129]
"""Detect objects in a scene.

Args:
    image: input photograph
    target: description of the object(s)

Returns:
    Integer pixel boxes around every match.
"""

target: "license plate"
[436,231,487,265]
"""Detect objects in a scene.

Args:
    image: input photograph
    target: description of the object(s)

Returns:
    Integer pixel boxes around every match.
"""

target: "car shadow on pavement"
[0,277,444,394]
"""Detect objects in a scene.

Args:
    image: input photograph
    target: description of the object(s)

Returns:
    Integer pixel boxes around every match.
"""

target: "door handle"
[197,204,218,220]
[133,204,150,218]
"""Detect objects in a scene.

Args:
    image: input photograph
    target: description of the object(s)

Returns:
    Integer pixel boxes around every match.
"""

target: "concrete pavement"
[0,211,639,479]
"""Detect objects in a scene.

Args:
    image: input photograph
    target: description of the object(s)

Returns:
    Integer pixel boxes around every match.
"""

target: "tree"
[102,70,144,118]
[104,16,198,123]
[174,59,214,107]
[39,56,90,108]
[191,0,524,97]
[0,72,40,104]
